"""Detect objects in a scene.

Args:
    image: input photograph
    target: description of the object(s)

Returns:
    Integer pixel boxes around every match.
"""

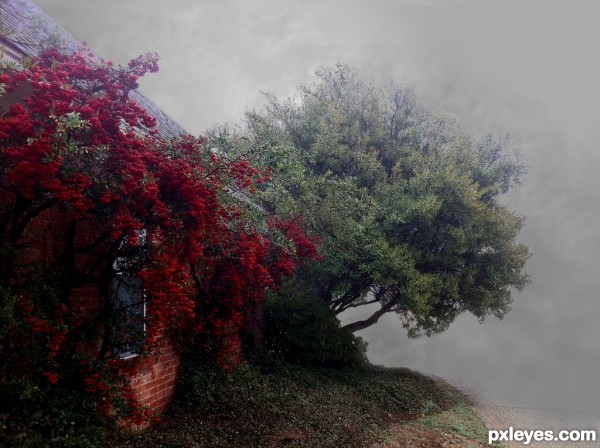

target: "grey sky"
[36,0,600,420]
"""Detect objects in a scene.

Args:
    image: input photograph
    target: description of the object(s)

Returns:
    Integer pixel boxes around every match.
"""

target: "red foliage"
[0,47,320,422]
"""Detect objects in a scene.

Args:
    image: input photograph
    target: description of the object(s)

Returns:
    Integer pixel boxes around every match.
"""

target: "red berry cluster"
[1,47,320,422]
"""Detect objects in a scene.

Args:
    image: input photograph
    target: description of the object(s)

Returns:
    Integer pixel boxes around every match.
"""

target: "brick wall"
[3,204,248,416]
[128,340,180,413]
[1,191,183,415]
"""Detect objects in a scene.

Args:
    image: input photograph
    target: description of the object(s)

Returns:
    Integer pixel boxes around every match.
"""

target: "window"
[111,230,146,359]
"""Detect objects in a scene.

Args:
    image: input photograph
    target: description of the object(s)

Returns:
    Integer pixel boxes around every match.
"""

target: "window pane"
[112,275,145,358]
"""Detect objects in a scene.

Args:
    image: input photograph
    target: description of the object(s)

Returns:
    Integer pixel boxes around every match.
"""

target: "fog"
[36,0,600,423]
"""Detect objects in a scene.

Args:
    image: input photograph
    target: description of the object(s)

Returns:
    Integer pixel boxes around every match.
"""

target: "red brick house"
[0,0,242,416]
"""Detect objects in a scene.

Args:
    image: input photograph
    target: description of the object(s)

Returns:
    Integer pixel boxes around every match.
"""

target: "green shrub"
[263,288,368,369]
[0,377,111,448]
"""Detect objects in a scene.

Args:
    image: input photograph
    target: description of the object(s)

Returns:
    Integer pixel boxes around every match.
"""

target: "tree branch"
[342,299,397,333]
[338,297,379,311]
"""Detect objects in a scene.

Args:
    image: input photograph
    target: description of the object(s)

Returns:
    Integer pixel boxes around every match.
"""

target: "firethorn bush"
[0,46,319,444]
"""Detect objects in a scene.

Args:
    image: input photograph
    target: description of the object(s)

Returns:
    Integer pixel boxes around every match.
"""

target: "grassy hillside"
[105,361,497,448]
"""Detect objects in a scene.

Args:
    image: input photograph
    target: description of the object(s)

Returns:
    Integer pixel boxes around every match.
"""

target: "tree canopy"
[211,64,530,337]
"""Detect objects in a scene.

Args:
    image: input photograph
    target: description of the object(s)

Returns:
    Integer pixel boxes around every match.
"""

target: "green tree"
[210,65,530,337]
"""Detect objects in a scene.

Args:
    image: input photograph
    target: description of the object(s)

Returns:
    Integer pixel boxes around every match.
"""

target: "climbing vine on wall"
[0,47,318,428]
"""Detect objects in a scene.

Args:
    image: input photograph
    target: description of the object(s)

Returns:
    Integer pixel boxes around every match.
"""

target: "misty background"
[36,0,600,422]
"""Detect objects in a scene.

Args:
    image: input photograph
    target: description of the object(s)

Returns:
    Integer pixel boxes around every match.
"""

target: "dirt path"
[370,423,489,448]
[373,377,599,448]
[473,398,598,448]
